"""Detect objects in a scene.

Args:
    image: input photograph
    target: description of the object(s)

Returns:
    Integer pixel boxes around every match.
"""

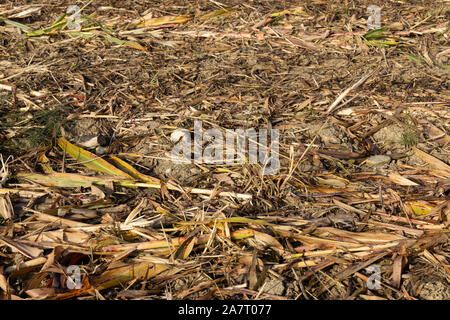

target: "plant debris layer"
[0,0,449,300]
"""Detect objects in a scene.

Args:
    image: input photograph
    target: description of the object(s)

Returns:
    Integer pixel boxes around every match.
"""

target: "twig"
[326,66,380,114]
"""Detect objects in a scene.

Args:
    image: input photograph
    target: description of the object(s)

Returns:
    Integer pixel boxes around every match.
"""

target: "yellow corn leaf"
[109,156,190,194]
[406,201,435,216]
[363,39,398,47]
[57,137,133,178]
[65,31,97,39]
[228,228,255,240]
[109,156,161,184]
[17,171,250,199]
[138,15,191,27]
[17,172,136,188]
[38,153,54,173]
[94,262,173,291]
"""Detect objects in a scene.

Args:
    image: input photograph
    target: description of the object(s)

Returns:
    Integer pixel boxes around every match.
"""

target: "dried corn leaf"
[174,236,197,260]
[413,147,450,174]
[101,34,148,51]
[0,236,43,259]
[4,257,47,277]
[32,211,91,228]
[50,261,178,300]
[20,229,92,247]
[1,18,33,32]
[387,172,419,186]
[270,6,304,17]
[102,228,255,252]
[26,288,57,299]
[316,175,348,188]
[199,8,237,21]
[0,194,13,219]
[8,6,42,19]
[315,227,406,243]
[0,267,8,293]
[215,217,273,226]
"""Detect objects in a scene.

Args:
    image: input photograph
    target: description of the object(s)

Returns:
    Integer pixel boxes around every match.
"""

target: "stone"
[364,155,391,167]
[262,279,285,296]
[419,281,450,300]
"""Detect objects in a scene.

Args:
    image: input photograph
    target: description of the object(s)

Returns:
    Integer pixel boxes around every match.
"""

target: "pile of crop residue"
[0,0,449,300]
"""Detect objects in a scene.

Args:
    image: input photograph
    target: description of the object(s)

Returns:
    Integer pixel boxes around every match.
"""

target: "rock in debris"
[262,279,285,296]
[419,281,450,300]
[364,155,391,167]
